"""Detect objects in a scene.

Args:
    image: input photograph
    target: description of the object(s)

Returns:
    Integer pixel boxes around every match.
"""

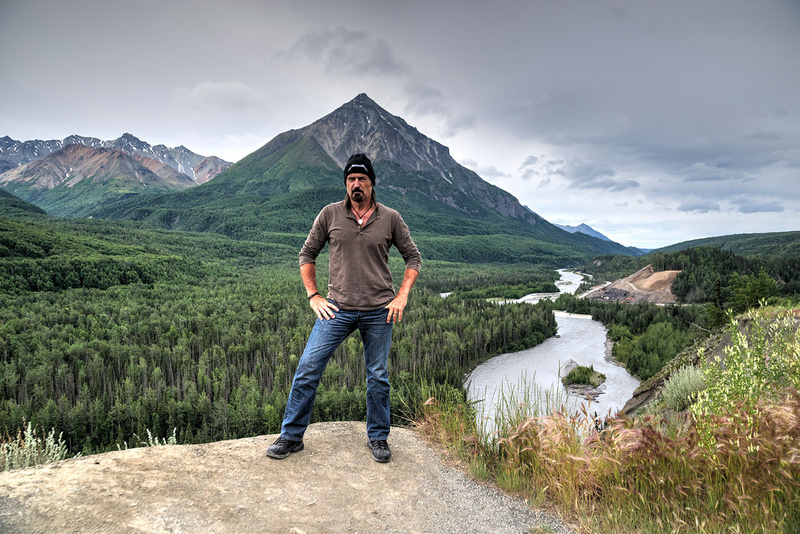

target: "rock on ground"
[0,421,577,534]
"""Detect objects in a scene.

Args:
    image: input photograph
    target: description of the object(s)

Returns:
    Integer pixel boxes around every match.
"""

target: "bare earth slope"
[583,264,680,304]
[0,421,575,534]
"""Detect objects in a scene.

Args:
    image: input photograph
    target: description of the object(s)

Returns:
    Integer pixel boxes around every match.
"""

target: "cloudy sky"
[2,0,799,248]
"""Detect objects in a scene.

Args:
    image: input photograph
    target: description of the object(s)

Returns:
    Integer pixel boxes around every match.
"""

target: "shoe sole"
[266,441,304,459]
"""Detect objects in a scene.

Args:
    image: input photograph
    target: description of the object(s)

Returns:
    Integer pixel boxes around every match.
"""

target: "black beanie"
[343,153,376,185]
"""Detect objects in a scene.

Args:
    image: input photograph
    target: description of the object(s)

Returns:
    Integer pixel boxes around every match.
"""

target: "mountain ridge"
[652,231,800,257]
[0,144,198,217]
[0,133,231,184]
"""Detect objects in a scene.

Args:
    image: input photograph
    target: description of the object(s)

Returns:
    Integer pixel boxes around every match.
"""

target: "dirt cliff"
[0,421,575,534]
[583,264,680,304]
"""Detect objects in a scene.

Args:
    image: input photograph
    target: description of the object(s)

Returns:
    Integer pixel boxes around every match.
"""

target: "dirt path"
[0,421,577,534]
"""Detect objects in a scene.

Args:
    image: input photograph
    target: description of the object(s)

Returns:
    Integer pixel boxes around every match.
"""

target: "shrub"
[1,422,71,471]
[562,364,605,387]
[692,307,800,448]
[661,365,705,411]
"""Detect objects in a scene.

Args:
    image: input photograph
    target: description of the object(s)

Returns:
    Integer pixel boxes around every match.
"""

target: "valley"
[1,93,799,533]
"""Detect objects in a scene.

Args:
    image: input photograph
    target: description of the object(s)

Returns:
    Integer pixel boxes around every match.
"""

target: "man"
[267,153,421,463]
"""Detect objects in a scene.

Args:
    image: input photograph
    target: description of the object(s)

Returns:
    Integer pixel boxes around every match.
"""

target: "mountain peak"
[224,94,547,225]
[304,94,453,177]
[345,93,377,109]
[556,222,613,242]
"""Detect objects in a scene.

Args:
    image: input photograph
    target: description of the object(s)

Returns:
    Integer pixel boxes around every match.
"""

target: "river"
[465,269,640,434]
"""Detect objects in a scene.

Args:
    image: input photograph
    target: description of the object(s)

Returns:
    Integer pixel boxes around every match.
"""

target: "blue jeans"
[280,302,394,441]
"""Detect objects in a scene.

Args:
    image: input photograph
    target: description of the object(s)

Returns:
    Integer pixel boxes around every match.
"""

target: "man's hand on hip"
[385,268,419,323]
[310,295,339,321]
[385,294,408,323]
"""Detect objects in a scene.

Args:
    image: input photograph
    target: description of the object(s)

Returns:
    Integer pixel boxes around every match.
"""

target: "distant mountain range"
[0,133,231,183]
[2,96,797,262]
[1,95,646,263]
[0,134,231,217]
[0,144,192,217]
[555,223,612,242]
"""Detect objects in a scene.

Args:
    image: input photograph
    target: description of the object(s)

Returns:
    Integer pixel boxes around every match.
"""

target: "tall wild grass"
[418,307,800,533]
[1,422,70,471]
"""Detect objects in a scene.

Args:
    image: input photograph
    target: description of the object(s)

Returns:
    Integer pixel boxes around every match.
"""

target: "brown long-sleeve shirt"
[299,200,422,311]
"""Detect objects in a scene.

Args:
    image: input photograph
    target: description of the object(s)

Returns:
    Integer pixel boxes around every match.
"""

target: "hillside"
[621,307,800,415]
[582,264,680,304]
[0,189,47,219]
[655,230,800,257]
[91,94,640,264]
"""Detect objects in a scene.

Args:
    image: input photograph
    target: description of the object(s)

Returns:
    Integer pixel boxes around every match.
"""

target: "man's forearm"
[396,268,419,299]
[300,263,319,297]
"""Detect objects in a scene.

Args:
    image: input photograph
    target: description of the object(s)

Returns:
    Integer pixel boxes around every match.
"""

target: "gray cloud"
[402,82,476,136]
[730,197,784,214]
[285,27,475,138]
[463,161,509,180]
[171,81,269,113]
[608,180,640,193]
[677,200,722,213]
[287,27,409,78]
[521,155,639,192]
[517,155,557,181]
[680,162,747,183]
[771,149,800,169]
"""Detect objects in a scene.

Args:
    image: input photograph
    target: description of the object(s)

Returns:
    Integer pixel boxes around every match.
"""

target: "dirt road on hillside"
[583,264,680,304]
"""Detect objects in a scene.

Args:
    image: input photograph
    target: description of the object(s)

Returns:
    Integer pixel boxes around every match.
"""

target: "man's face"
[346,173,373,204]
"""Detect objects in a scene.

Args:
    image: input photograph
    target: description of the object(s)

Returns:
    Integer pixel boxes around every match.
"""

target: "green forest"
[2,214,798,456]
[0,217,556,453]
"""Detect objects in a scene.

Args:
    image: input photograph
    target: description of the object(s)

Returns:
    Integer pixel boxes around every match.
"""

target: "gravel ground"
[0,421,578,534]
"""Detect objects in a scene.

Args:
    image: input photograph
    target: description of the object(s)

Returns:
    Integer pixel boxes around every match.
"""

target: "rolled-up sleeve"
[299,209,328,266]
[392,213,422,272]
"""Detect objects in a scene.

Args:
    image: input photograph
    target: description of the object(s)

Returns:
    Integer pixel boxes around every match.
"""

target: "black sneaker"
[368,440,391,463]
[266,437,304,459]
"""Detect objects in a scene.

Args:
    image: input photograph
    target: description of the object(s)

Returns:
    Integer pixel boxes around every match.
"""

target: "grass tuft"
[661,365,705,411]
[1,421,72,471]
